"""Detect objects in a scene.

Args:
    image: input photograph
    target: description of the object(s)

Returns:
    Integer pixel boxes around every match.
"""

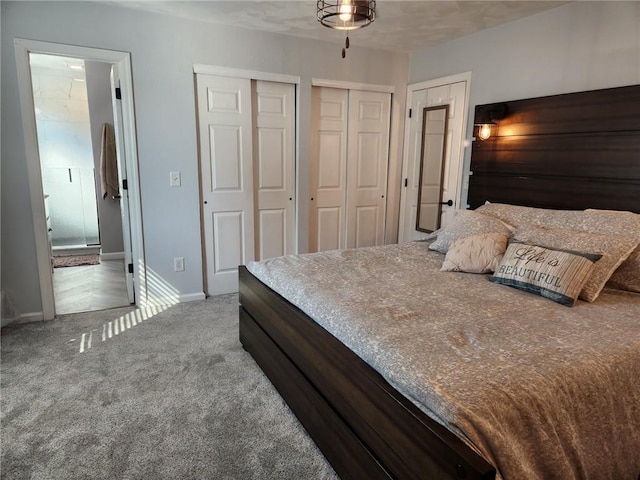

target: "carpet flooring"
[0,295,338,480]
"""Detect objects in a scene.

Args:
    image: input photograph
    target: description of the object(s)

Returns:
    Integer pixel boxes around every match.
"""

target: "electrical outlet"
[174,257,184,272]
[170,171,181,187]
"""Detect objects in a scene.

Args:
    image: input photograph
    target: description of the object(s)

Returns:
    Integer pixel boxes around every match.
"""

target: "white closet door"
[253,80,295,260]
[399,80,468,242]
[309,87,348,252]
[399,89,428,243]
[197,74,254,295]
[346,90,390,249]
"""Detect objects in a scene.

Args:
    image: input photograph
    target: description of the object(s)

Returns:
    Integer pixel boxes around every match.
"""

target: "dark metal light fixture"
[474,103,508,141]
[317,1,376,58]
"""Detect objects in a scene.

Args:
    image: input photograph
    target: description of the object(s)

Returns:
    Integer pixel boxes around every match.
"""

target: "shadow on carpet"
[0,295,337,480]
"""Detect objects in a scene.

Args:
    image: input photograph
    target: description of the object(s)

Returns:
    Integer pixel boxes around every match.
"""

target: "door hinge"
[128,263,134,274]
[122,179,128,190]
[404,178,408,187]
[115,87,122,100]
[409,108,412,118]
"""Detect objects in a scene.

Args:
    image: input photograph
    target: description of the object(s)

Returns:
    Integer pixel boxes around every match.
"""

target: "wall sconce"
[477,123,494,141]
[474,103,508,141]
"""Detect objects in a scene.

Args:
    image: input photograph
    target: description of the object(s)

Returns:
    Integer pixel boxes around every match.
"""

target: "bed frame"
[239,84,640,479]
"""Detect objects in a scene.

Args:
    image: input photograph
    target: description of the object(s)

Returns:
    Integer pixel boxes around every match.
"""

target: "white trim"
[179,292,206,303]
[407,72,472,93]
[101,252,125,261]
[193,64,300,84]
[15,312,45,324]
[15,40,56,320]
[14,38,145,320]
[141,292,206,308]
[311,78,395,93]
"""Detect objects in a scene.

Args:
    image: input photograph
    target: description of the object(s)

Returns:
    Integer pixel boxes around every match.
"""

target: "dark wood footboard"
[239,266,496,480]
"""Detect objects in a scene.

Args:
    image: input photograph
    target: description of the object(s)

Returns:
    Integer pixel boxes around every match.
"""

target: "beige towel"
[100,123,119,199]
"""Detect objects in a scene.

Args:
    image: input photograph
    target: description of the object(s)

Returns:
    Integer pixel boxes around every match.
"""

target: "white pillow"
[441,233,509,274]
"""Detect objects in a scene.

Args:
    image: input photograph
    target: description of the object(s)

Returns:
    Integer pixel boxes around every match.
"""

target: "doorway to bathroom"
[29,53,129,315]
[15,39,145,320]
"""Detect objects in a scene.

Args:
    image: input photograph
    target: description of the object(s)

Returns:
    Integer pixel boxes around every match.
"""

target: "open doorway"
[15,39,145,320]
[29,53,129,315]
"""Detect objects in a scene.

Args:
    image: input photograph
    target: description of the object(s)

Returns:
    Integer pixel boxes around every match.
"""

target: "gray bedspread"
[246,242,640,480]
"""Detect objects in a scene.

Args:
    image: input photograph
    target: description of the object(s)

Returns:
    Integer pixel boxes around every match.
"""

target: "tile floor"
[52,259,131,315]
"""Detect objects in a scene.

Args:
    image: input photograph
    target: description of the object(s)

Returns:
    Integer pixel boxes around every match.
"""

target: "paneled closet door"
[309,87,349,252]
[197,74,254,295]
[310,87,391,252]
[399,80,468,242]
[400,88,428,243]
[346,90,390,249]
[253,80,295,260]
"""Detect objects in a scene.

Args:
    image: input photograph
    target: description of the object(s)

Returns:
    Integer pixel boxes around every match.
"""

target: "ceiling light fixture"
[317,0,376,58]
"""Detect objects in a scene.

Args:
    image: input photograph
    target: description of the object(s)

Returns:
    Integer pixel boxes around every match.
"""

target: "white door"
[110,69,135,303]
[310,87,391,252]
[309,87,349,252]
[197,74,254,295]
[399,80,468,242]
[253,80,295,260]
[346,90,390,248]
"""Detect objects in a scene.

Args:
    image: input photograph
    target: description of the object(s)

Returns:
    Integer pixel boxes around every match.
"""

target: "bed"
[238,84,640,480]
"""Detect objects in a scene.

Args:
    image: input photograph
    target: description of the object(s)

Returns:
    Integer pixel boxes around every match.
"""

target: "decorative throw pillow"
[491,242,600,306]
[583,209,640,293]
[441,233,509,273]
[429,210,514,254]
[514,224,638,302]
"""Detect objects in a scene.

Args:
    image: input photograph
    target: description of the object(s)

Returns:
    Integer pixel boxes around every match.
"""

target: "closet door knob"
[439,200,453,206]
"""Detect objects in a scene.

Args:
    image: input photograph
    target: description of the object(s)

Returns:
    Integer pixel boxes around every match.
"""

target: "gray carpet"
[1,295,338,480]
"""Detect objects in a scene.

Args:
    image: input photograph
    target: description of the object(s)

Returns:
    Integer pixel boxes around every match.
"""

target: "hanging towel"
[100,123,120,199]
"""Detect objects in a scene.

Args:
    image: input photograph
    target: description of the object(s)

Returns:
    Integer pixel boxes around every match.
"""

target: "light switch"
[170,171,181,187]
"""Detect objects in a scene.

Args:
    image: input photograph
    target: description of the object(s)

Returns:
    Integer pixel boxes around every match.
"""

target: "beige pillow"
[491,242,599,306]
[584,209,640,293]
[514,224,638,302]
[477,203,640,293]
[441,233,509,273]
[429,210,514,254]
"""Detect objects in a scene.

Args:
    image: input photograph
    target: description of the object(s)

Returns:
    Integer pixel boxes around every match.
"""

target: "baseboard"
[140,292,207,308]
[53,245,101,256]
[100,251,125,261]
[179,292,206,303]
[6,312,45,326]
[3,294,205,326]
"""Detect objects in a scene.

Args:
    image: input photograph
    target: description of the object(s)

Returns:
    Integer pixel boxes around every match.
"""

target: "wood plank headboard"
[468,84,640,213]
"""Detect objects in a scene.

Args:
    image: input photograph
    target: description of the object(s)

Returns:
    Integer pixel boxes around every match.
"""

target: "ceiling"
[105,1,568,53]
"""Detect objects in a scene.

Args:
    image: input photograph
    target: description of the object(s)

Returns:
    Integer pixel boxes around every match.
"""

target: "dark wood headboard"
[468,84,640,213]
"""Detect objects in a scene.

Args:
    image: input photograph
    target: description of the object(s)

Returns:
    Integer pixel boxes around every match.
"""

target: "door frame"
[398,72,472,243]
[193,64,300,294]
[14,38,145,320]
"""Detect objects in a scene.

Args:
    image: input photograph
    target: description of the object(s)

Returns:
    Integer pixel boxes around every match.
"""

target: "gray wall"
[85,60,125,256]
[408,1,640,206]
[1,1,409,315]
